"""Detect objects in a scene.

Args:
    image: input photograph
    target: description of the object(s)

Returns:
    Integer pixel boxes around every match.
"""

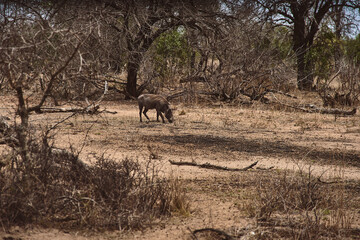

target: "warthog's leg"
[139,105,143,122]
[157,111,165,123]
[143,108,150,121]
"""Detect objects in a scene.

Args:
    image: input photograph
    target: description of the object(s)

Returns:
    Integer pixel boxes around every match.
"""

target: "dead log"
[268,89,297,99]
[271,93,357,116]
[318,107,356,115]
[291,105,356,115]
[169,160,258,171]
[38,106,97,113]
[38,106,117,114]
[192,228,234,240]
[35,81,116,115]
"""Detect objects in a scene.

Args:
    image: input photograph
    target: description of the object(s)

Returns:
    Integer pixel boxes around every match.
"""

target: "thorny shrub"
[246,168,356,239]
[0,141,186,230]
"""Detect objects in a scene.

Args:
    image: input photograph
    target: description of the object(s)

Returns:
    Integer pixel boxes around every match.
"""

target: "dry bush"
[241,168,357,239]
[183,15,295,103]
[0,140,186,231]
[168,177,190,217]
[318,61,360,108]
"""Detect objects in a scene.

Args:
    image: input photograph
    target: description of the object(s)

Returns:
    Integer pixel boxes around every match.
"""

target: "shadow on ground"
[144,134,360,168]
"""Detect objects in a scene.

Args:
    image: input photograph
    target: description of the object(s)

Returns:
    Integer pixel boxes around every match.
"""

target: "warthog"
[138,94,174,123]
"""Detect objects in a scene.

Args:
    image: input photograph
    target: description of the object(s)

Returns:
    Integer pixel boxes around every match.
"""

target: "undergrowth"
[239,168,357,239]
[0,141,188,231]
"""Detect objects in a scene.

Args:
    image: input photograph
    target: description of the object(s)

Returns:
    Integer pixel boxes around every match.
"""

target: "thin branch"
[45,112,78,136]
[169,160,258,171]
[28,31,92,113]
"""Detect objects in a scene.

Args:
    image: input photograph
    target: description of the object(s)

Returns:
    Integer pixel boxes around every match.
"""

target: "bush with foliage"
[153,28,192,84]
[344,34,360,65]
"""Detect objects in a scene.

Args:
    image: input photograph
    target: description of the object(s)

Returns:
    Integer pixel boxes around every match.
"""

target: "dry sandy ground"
[1,97,360,239]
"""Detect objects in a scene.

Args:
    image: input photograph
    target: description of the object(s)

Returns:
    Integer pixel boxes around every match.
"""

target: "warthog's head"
[165,108,174,123]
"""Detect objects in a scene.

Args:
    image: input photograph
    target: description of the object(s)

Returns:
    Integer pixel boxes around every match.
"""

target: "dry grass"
[0,137,189,231]
[0,93,360,239]
[236,167,359,239]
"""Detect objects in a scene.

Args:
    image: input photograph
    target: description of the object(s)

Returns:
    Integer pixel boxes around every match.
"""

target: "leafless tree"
[180,3,294,102]
[0,0,97,163]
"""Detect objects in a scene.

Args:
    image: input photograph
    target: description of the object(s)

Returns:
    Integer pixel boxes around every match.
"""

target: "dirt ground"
[1,95,360,239]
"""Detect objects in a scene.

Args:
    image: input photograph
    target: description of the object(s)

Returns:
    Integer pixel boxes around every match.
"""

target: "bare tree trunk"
[295,45,314,91]
[289,0,332,91]
[126,61,139,98]
[190,51,196,71]
[332,1,344,72]
[292,9,314,91]
[293,27,314,91]
[15,86,29,164]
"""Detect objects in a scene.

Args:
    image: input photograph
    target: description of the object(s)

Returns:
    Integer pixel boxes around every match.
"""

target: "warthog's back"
[138,94,168,109]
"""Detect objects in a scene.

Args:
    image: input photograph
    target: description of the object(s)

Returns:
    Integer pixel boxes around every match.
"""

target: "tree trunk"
[333,3,343,72]
[126,61,139,98]
[15,86,30,165]
[295,46,314,91]
[292,4,316,92]
[190,51,196,71]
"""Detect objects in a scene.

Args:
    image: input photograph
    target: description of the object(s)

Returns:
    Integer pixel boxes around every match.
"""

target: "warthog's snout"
[165,109,174,123]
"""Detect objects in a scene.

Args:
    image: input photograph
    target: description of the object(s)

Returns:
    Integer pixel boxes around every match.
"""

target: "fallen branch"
[38,106,117,114]
[192,228,234,240]
[268,89,297,99]
[317,107,356,115]
[271,93,357,116]
[317,177,345,185]
[36,81,114,115]
[291,104,356,115]
[38,106,96,113]
[256,166,274,170]
[169,160,258,171]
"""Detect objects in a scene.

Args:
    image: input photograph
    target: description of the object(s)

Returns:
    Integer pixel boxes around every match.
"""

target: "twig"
[46,112,78,135]
[169,160,258,171]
